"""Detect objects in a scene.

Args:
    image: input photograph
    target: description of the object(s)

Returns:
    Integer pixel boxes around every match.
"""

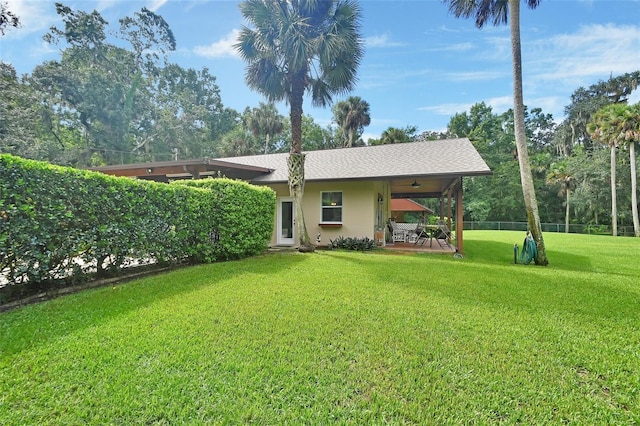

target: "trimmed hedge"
[172,179,275,261]
[0,154,275,302]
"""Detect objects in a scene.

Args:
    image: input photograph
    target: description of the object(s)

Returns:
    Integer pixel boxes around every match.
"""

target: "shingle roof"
[215,138,491,183]
[391,199,434,213]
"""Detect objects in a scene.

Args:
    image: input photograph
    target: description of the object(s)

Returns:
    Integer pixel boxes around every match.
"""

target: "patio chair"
[434,220,452,248]
[388,219,407,243]
[413,223,431,246]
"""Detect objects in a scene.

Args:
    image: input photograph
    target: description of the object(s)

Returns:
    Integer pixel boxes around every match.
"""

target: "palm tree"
[588,105,621,236]
[588,103,640,237]
[444,0,548,265]
[332,96,370,147]
[370,126,417,145]
[236,0,364,251]
[247,102,285,154]
[546,162,573,233]
[624,103,640,237]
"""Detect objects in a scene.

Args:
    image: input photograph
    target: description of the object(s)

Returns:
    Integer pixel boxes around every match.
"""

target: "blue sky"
[2,0,640,141]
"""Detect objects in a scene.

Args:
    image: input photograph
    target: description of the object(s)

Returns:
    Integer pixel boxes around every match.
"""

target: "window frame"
[319,191,343,225]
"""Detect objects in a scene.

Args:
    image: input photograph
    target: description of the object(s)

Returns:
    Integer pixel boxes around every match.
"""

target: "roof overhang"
[89,158,273,182]
[389,174,480,198]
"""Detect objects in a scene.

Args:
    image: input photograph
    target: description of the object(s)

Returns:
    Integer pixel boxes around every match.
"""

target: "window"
[321,191,342,223]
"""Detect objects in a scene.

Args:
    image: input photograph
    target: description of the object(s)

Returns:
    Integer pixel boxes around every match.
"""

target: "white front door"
[277,198,295,246]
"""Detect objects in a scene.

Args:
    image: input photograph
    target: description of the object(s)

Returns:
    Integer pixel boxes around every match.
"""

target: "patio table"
[414,224,439,246]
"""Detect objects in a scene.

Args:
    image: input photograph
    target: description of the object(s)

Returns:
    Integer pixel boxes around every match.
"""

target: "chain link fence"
[463,221,635,236]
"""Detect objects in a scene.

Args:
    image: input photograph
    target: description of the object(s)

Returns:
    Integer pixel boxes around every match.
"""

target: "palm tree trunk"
[611,145,618,236]
[565,188,570,233]
[287,152,312,250]
[264,133,270,155]
[630,141,639,236]
[289,71,313,251]
[341,125,350,148]
[509,0,548,265]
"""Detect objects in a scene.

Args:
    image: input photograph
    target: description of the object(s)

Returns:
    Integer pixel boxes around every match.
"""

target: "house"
[391,198,434,223]
[91,138,491,254]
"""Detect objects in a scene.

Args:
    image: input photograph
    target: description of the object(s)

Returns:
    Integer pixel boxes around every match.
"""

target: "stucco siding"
[266,181,382,247]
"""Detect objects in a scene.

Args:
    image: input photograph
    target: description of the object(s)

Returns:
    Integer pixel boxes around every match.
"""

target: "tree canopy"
[1,2,638,237]
[235,0,364,250]
[332,96,371,147]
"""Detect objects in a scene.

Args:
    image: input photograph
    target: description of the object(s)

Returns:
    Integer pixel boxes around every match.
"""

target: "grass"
[1,231,639,424]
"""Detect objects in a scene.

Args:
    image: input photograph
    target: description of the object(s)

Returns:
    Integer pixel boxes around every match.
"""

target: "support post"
[456,178,464,254]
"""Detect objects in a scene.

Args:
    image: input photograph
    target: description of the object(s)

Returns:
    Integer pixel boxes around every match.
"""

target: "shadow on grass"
[405,239,639,322]
[464,238,593,273]
[438,266,635,317]
[263,239,637,325]
[0,252,305,357]
[325,240,639,323]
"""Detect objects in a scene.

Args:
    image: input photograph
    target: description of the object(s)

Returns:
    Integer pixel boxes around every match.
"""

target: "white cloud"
[145,0,169,12]
[434,42,474,52]
[436,25,463,34]
[418,103,473,116]
[93,0,166,12]
[193,29,240,58]
[482,35,511,61]
[28,39,58,58]
[3,0,57,38]
[365,33,403,48]
[371,118,401,128]
[361,132,379,142]
[94,0,120,11]
[418,96,512,117]
[628,89,640,106]
[527,23,640,84]
[484,95,513,112]
[447,70,507,82]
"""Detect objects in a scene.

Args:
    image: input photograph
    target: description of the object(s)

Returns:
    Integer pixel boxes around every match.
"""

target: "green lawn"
[1,231,639,424]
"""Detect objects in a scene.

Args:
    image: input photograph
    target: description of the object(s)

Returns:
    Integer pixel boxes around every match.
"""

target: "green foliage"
[369,125,417,145]
[20,4,235,167]
[450,104,531,222]
[0,155,275,302]
[245,102,285,154]
[332,96,371,147]
[215,126,261,158]
[0,63,52,160]
[173,178,276,260]
[300,114,338,151]
[560,71,640,152]
[1,231,639,423]
[236,0,364,155]
[328,236,376,251]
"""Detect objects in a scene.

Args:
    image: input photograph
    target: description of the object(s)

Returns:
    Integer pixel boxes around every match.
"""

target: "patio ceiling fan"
[396,179,423,191]
[398,179,422,189]
[398,179,421,188]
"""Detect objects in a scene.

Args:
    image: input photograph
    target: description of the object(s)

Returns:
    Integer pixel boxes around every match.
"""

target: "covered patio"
[385,174,466,253]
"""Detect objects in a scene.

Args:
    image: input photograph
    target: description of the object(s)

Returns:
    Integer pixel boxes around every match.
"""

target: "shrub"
[0,155,275,303]
[328,236,377,251]
[173,178,275,260]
